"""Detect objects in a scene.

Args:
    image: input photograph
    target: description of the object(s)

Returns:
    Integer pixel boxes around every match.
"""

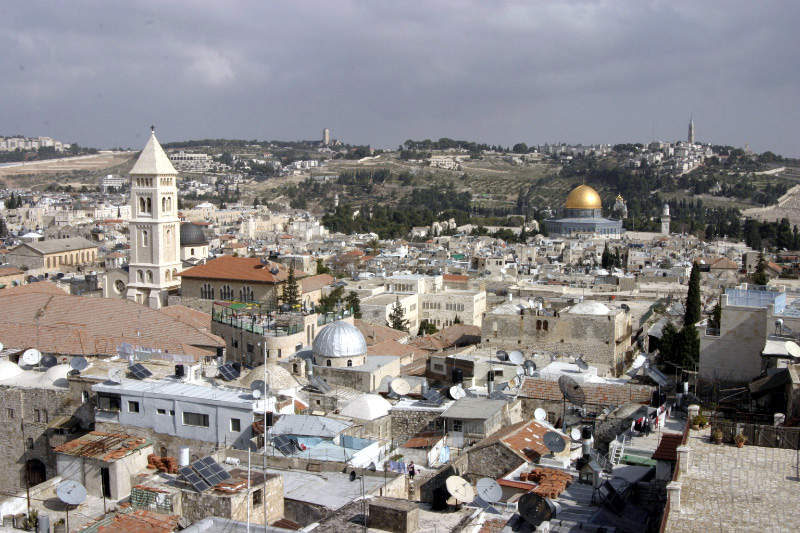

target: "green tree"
[512,142,528,154]
[679,324,700,367]
[751,252,768,285]
[345,291,362,319]
[315,259,331,275]
[0,217,7,238]
[684,262,702,325]
[709,302,722,329]
[659,321,678,364]
[417,319,438,336]
[388,297,409,331]
[453,315,462,324]
[601,243,612,269]
[282,265,300,308]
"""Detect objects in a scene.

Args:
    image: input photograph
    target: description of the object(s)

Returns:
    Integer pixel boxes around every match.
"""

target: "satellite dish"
[508,350,524,365]
[518,492,556,527]
[786,341,800,359]
[21,348,42,366]
[574,356,589,371]
[107,368,124,384]
[523,359,536,376]
[558,375,586,406]
[543,431,566,453]
[41,354,58,368]
[389,378,411,396]
[56,480,87,506]
[445,476,474,503]
[251,379,266,392]
[70,357,89,372]
[534,408,547,422]
[205,365,219,378]
[0,341,4,352]
[570,427,582,441]
[516,366,525,377]
[476,478,502,503]
[448,385,466,400]
[252,389,262,399]
[495,350,508,361]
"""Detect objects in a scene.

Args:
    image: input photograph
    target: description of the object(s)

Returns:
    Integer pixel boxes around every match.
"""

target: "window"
[147,270,153,283]
[452,420,463,432]
[141,229,149,246]
[183,412,209,427]
[200,283,215,300]
[239,286,254,302]
[137,270,144,282]
[27,438,34,450]
[247,343,254,353]
[6,408,13,419]
[43,409,48,423]
[230,418,241,432]
[253,489,263,506]
[326,360,331,367]
[347,359,353,367]
[170,410,175,416]
[157,408,167,415]
[128,401,140,413]
[97,393,121,412]
[34,409,41,422]
[220,285,233,300]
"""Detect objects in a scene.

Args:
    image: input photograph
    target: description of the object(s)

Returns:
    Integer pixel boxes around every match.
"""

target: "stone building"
[482,299,633,376]
[180,222,210,263]
[5,236,98,273]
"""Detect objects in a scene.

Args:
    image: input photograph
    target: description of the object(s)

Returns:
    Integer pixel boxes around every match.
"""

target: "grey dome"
[312,321,367,358]
[180,222,208,246]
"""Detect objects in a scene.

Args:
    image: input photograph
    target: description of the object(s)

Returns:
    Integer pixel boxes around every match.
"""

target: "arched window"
[137,269,144,282]
[146,197,152,213]
[162,197,167,212]
[239,286,254,302]
[147,270,153,283]
[165,270,171,281]
[139,197,146,213]
[141,229,149,247]
[190,248,195,256]
[172,268,179,280]
[201,283,215,300]
[543,320,549,331]
[536,320,542,331]
[347,359,353,367]
[220,285,233,300]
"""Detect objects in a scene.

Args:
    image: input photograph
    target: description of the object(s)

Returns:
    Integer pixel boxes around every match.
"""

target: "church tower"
[126,127,181,309]
[688,116,695,144]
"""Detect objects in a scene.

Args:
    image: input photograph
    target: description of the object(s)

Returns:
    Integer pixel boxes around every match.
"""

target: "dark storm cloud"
[2,1,798,154]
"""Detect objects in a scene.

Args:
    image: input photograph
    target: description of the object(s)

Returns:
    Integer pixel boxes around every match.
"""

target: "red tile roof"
[652,432,683,462]
[96,509,180,533]
[443,274,469,282]
[0,266,24,277]
[181,255,308,284]
[300,273,334,293]
[497,479,535,490]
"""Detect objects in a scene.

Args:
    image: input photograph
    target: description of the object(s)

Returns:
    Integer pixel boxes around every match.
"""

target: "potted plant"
[712,429,723,444]
[691,414,707,430]
[734,433,747,448]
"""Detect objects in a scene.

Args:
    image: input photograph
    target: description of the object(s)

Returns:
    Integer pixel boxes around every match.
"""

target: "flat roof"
[92,379,253,409]
[441,397,506,419]
[262,467,388,510]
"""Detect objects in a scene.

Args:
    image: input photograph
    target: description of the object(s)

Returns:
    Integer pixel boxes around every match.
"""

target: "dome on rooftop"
[340,394,391,420]
[565,185,602,210]
[0,360,23,381]
[568,301,610,315]
[180,222,208,246]
[312,321,367,358]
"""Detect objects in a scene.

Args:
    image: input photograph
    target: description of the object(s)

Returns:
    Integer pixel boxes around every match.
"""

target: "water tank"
[175,364,185,378]
[215,347,224,359]
[452,367,464,384]
[179,447,190,467]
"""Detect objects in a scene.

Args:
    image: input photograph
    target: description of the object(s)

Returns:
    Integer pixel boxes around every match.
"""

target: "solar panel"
[273,435,297,456]
[309,375,331,393]
[128,363,152,380]
[422,389,445,406]
[179,466,211,492]
[217,363,240,381]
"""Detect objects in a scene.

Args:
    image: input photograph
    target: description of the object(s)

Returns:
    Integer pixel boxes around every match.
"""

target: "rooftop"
[441,397,507,420]
[181,255,307,284]
[92,379,254,409]
[53,431,151,462]
[16,236,96,255]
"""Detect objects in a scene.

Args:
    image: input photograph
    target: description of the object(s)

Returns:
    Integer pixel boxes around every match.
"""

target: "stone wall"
[368,498,419,533]
[465,444,524,481]
[390,409,443,443]
[518,377,654,418]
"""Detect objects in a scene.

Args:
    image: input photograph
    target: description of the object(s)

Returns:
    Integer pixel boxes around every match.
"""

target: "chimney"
[666,481,682,512]
[487,369,494,395]
[676,445,691,473]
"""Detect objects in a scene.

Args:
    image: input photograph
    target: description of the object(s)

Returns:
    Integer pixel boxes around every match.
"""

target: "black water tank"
[232,362,241,373]
[175,364,185,378]
[216,347,224,359]
[452,367,463,384]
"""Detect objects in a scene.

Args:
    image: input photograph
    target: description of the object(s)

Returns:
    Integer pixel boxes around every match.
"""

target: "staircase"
[608,432,629,466]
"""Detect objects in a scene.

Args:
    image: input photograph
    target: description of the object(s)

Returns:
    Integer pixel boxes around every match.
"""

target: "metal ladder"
[608,433,628,466]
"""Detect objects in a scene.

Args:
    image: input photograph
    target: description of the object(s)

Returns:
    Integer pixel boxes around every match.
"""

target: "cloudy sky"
[2,1,799,155]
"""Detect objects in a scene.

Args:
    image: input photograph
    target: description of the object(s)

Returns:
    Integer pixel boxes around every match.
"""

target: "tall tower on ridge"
[688,116,695,144]
[126,127,181,309]
[661,203,671,235]
[323,128,331,146]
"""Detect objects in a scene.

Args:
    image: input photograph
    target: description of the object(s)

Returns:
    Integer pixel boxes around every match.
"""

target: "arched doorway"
[25,459,46,487]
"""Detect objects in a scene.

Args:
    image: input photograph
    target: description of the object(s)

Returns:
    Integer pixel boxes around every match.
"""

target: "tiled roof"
[0,266,23,276]
[443,274,469,282]
[300,273,334,293]
[652,432,683,462]
[0,284,223,358]
[180,255,308,284]
[94,509,180,533]
[367,339,417,357]
[519,376,653,406]
[159,305,212,332]
[497,479,535,490]
[355,319,408,345]
[402,432,443,449]
[54,431,151,461]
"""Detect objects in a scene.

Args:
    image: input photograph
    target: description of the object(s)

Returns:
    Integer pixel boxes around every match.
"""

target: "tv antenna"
[21,348,42,367]
[570,427,582,442]
[495,349,508,361]
[0,341,4,352]
[57,480,87,533]
[523,359,536,376]
[558,374,585,431]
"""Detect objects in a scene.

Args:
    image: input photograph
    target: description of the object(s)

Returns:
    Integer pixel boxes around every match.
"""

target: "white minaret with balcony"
[126,127,181,309]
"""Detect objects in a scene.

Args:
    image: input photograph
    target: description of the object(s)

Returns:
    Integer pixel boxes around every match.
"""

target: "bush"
[692,414,708,427]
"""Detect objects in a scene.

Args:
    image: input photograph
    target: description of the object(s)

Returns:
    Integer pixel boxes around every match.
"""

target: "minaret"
[661,203,671,235]
[688,116,695,144]
[126,127,181,309]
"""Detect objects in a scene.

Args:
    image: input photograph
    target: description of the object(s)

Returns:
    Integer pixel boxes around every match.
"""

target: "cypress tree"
[684,262,701,325]
[388,297,409,332]
[282,264,300,308]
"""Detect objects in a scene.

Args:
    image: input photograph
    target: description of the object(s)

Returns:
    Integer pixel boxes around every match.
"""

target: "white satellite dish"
[508,350,524,365]
[0,341,4,352]
[534,408,547,422]
[516,366,525,377]
[570,427,582,441]
[56,480,87,506]
[70,356,89,372]
[445,476,475,503]
[205,365,219,378]
[574,356,589,371]
[21,348,42,366]
[107,368,124,384]
[252,389,262,399]
[449,385,466,400]
[786,341,800,359]
[476,477,502,503]
[389,378,411,396]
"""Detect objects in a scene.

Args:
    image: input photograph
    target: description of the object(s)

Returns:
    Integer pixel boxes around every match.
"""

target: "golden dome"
[565,184,602,209]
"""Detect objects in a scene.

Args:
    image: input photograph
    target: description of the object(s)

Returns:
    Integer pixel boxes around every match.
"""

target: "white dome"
[340,394,391,420]
[0,360,23,381]
[240,364,298,391]
[568,301,610,316]
[312,321,367,358]
[38,364,71,388]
